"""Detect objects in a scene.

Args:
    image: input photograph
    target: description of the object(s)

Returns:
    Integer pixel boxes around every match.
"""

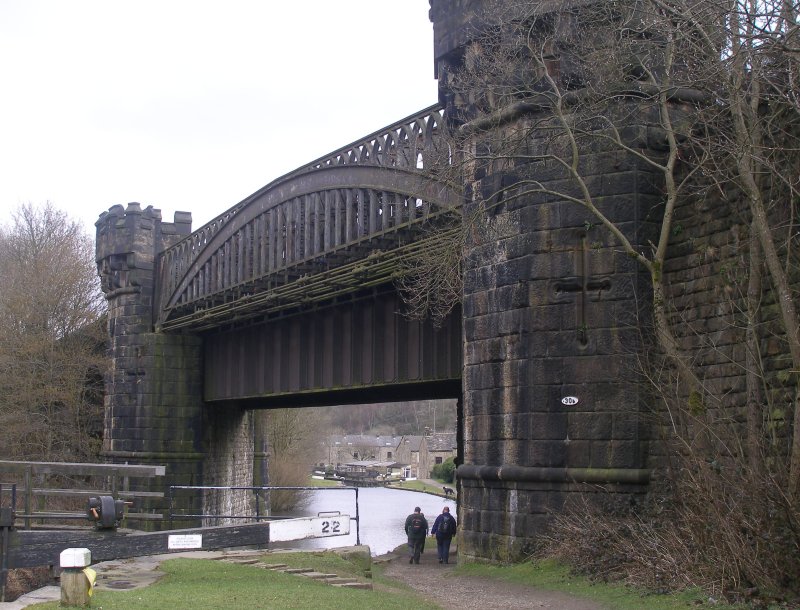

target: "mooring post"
[59,548,93,608]
[0,506,14,602]
[23,467,31,530]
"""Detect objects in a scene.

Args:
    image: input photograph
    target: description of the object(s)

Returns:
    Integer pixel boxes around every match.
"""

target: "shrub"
[431,458,455,483]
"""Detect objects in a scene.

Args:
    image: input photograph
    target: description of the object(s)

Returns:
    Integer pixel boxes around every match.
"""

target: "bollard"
[59,548,92,607]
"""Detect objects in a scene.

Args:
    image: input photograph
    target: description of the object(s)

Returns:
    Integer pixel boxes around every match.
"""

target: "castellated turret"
[96,203,192,330]
[95,203,204,528]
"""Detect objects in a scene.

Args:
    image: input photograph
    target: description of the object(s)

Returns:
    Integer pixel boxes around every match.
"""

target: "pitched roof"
[428,432,457,451]
[327,434,402,448]
[398,435,424,451]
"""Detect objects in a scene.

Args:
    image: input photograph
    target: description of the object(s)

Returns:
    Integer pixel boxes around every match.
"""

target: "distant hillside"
[328,399,457,436]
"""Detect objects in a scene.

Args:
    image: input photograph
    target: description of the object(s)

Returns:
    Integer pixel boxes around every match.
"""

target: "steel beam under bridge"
[203,290,461,407]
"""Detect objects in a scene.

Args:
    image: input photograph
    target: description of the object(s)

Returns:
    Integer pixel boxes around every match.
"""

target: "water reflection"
[277,486,456,556]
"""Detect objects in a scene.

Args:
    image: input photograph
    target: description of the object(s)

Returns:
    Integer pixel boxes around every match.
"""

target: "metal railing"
[167,485,360,545]
[0,461,165,529]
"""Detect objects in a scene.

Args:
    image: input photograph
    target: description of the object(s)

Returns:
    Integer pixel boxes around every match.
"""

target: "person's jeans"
[436,535,452,563]
[409,538,424,563]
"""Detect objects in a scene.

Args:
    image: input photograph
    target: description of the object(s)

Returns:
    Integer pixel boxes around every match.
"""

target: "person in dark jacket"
[404,506,428,564]
[430,505,457,564]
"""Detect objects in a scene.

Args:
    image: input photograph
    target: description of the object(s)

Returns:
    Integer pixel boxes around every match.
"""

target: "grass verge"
[26,547,749,609]
[306,476,343,488]
[31,556,440,610]
[453,559,745,610]
[387,480,445,495]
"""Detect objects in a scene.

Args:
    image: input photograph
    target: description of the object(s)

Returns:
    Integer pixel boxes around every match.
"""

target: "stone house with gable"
[320,435,401,469]
[394,435,425,478]
[427,432,457,472]
[321,432,457,479]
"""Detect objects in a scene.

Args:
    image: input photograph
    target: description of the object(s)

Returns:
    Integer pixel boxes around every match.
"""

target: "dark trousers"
[408,538,424,563]
[436,535,452,563]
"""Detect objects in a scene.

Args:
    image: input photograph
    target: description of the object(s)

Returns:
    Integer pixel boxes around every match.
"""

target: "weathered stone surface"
[97,204,255,527]
[431,0,657,563]
[89,1,793,568]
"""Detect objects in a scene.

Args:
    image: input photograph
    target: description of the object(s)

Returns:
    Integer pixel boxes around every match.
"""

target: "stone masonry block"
[527,413,568,440]
[590,440,642,469]
[566,440,591,467]
[613,413,642,440]
[568,412,613,440]
[528,440,567,468]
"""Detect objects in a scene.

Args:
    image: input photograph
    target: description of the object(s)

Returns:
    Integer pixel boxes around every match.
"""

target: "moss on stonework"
[687,391,705,416]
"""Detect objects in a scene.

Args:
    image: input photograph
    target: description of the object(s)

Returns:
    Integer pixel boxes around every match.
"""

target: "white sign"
[561,396,579,406]
[168,534,203,550]
[269,515,351,542]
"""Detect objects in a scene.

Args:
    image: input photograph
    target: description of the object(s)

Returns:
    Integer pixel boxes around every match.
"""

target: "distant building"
[320,435,401,469]
[427,432,457,472]
[321,431,457,479]
[394,435,425,478]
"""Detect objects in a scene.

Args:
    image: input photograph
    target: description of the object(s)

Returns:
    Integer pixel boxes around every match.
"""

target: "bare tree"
[411,0,799,485]
[403,0,800,596]
[0,202,105,461]
[263,408,320,512]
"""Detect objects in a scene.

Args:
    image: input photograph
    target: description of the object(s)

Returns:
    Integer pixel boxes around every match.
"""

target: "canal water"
[280,486,456,556]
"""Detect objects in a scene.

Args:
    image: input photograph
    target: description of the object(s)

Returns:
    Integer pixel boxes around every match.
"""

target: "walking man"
[404,506,428,564]
[430,505,457,564]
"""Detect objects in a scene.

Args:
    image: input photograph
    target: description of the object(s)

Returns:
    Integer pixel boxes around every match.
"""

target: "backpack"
[439,515,451,535]
[411,515,425,535]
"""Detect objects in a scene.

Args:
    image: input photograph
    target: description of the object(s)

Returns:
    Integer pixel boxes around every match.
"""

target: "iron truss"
[155,105,462,332]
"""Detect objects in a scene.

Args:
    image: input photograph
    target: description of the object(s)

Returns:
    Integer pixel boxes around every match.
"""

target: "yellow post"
[60,570,90,607]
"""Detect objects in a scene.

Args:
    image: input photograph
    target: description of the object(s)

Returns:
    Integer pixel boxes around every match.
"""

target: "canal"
[281,486,456,556]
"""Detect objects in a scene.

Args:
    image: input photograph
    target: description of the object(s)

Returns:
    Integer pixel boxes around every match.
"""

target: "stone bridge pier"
[96,204,255,526]
[429,2,653,561]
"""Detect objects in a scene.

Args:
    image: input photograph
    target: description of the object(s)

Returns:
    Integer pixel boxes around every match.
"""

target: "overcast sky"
[0,1,437,235]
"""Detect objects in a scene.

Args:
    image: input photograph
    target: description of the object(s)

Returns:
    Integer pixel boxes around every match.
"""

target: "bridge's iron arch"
[96,104,464,527]
[155,104,458,333]
[153,105,463,402]
[156,165,461,333]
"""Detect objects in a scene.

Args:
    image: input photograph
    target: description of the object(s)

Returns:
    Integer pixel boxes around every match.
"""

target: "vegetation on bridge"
[408,0,800,603]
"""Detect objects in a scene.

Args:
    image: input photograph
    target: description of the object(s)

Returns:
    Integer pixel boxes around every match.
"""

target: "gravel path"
[380,545,605,610]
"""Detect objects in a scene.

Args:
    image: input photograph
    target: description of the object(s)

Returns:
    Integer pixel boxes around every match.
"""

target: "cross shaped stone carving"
[553,234,611,346]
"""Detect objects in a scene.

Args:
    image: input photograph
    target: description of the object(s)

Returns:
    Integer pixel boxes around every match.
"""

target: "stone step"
[322,577,357,585]
[332,581,373,590]
[258,561,371,590]
[298,572,339,580]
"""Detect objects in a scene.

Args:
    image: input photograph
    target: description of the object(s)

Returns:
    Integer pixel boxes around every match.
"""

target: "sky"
[0,1,438,236]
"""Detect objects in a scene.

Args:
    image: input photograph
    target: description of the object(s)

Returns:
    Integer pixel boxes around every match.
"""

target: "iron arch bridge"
[155,105,460,333]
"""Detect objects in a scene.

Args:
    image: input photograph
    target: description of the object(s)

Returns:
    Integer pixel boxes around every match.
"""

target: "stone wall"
[456,113,656,561]
[430,0,797,562]
[431,1,656,561]
[658,182,796,464]
[96,203,256,525]
[202,405,257,524]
